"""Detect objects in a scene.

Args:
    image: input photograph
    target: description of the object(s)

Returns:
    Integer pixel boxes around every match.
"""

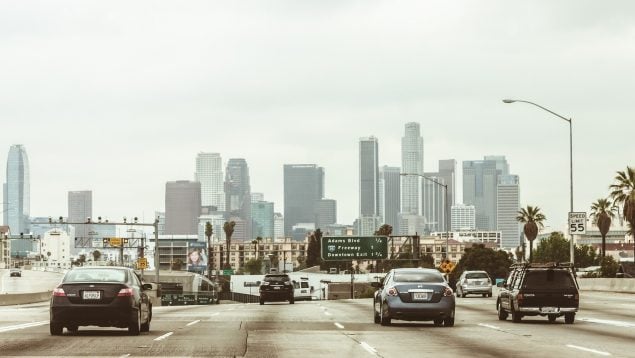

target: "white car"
[456,270,492,297]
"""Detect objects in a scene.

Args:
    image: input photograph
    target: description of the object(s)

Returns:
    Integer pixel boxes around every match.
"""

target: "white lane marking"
[566,345,611,356]
[360,342,378,356]
[186,320,200,327]
[478,323,501,330]
[210,312,220,317]
[578,317,635,328]
[153,332,174,341]
[0,320,48,333]
[119,354,131,358]
[324,311,332,316]
[334,323,344,329]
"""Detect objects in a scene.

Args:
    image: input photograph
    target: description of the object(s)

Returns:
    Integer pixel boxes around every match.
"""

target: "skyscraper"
[4,144,30,235]
[314,199,337,229]
[195,153,224,211]
[251,200,274,239]
[68,191,92,240]
[463,157,508,230]
[379,166,401,232]
[438,159,456,229]
[451,204,476,231]
[359,136,379,217]
[401,123,423,215]
[283,164,324,235]
[225,158,251,241]
[422,173,446,233]
[165,180,201,235]
[497,175,521,250]
[274,212,284,239]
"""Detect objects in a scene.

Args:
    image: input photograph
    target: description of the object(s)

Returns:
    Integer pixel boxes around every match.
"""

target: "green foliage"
[92,250,101,261]
[244,258,263,275]
[533,232,570,263]
[374,224,393,236]
[600,256,620,277]
[358,286,377,299]
[575,244,599,268]
[451,244,513,283]
[306,229,323,268]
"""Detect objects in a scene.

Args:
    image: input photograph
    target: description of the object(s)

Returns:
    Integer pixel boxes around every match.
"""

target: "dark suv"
[497,262,579,324]
[259,274,294,305]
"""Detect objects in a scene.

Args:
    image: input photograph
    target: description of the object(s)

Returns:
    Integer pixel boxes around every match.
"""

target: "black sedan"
[9,268,21,277]
[50,266,152,335]
[372,268,455,327]
[259,273,294,305]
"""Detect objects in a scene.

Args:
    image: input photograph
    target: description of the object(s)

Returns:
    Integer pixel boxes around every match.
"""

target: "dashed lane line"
[186,320,201,327]
[334,323,344,329]
[578,317,635,328]
[0,320,48,333]
[153,332,174,341]
[566,344,611,356]
[360,342,379,357]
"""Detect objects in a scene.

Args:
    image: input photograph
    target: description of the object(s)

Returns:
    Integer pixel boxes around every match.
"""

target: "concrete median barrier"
[0,291,52,306]
[578,278,635,293]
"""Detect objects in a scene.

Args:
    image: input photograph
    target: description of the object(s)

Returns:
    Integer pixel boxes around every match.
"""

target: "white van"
[293,277,312,301]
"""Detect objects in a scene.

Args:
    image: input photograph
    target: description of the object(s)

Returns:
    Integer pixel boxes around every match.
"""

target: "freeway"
[0,269,63,294]
[0,290,633,357]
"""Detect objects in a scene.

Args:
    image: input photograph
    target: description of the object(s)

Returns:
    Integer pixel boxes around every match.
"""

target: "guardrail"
[577,277,635,293]
[0,291,52,306]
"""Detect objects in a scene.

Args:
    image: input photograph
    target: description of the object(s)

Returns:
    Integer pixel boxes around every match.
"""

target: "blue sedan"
[372,268,455,326]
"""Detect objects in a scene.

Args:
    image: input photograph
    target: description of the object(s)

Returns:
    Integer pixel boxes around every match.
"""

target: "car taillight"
[443,287,453,297]
[53,287,66,297]
[117,288,133,297]
[386,287,398,296]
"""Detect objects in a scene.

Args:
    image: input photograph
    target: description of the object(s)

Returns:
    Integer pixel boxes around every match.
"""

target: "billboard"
[187,242,208,274]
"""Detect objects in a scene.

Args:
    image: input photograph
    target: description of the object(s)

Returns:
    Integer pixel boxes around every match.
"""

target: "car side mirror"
[370,282,381,288]
[496,282,505,288]
[142,283,154,290]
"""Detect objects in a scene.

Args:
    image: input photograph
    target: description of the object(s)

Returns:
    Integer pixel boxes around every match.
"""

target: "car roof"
[391,268,440,273]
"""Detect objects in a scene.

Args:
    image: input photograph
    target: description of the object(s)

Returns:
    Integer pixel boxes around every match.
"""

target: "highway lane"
[0,269,63,294]
[0,290,633,357]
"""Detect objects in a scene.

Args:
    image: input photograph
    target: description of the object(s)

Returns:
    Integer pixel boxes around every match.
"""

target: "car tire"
[497,302,508,321]
[67,325,78,333]
[373,302,381,324]
[487,292,492,298]
[444,311,455,327]
[456,288,461,298]
[50,321,63,336]
[380,303,391,326]
[433,318,443,326]
[511,304,522,323]
[259,298,264,305]
[564,313,575,324]
[128,309,141,336]
[140,308,150,333]
[289,297,295,304]
[548,315,557,323]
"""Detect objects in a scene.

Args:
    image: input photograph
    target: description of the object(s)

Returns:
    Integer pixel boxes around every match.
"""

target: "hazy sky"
[2,1,634,231]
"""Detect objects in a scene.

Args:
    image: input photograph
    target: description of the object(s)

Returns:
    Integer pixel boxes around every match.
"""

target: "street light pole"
[503,99,575,265]
[400,173,450,259]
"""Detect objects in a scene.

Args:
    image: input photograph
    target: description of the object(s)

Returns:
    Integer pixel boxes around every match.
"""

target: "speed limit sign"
[568,212,587,235]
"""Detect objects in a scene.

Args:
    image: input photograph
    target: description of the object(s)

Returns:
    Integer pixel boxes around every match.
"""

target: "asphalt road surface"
[0,290,633,357]
[0,269,63,294]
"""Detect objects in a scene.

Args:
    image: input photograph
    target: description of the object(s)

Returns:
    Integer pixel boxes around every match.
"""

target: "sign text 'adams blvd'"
[321,236,388,261]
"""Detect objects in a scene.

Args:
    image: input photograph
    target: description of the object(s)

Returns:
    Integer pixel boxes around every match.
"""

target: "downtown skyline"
[2,1,634,232]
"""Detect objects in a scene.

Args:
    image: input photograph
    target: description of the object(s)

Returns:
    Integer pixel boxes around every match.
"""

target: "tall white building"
[359,136,379,217]
[195,153,225,211]
[497,175,521,250]
[401,123,423,215]
[423,173,446,233]
[274,212,284,239]
[451,204,476,231]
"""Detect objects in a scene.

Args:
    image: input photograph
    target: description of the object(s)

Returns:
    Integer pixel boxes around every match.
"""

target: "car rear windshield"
[393,271,445,283]
[64,269,127,283]
[523,270,575,289]
[466,272,489,279]
[264,275,290,282]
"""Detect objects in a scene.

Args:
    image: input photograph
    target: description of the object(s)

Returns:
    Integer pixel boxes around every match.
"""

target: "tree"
[78,254,86,266]
[205,221,213,278]
[255,236,263,259]
[575,244,599,268]
[450,244,513,286]
[244,258,263,275]
[374,224,393,236]
[600,256,619,278]
[306,229,323,268]
[516,206,546,262]
[533,232,571,263]
[609,166,635,261]
[223,221,235,270]
[92,250,101,262]
[590,198,616,258]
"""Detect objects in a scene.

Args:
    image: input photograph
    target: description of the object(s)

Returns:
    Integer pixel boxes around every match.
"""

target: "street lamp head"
[502,99,516,103]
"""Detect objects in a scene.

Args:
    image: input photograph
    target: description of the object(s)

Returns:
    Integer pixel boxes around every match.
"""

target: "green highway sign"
[223,269,234,275]
[321,236,388,261]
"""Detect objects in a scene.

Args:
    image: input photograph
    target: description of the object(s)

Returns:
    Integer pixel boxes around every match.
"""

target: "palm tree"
[205,221,213,278]
[223,221,236,270]
[516,206,546,262]
[590,198,616,258]
[610,167,635,262]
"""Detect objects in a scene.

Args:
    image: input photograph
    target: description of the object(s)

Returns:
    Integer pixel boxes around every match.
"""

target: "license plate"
[413,292,428,300]
[541,307,558,313]
[274,286,281,290]
[82,291,101,300]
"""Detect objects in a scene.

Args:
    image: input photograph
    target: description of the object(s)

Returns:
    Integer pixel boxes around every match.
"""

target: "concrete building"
[497,175,521,250]
[401,123,423,215]
[165,180,201,235]
[283,164,324,235]
[41,229,73,269]
[358,215,382,236]
[438,159,457,228]
[451,204,476,231]
[398,214,427,236]
[274,213,284,239]
[68,190,92,241]
[359,136,379,217]
[198,206,225,243]
[422,173,446,233]
[225,159,251,241]
[4,145,30,254]
[0,226,9,268]
[314,199,337,230]
[379,166,401,232]
[252,200,274,240]
[195,153,225,211]
[463,157,507,230]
